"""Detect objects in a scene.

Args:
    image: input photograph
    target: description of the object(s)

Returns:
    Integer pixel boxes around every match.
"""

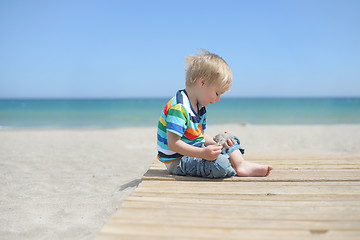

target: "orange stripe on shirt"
[184,123,203,140]
[163,99,173,116]
[157,155,182,163]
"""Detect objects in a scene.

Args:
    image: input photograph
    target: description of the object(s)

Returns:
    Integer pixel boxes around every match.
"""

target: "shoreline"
[1,124,360,239]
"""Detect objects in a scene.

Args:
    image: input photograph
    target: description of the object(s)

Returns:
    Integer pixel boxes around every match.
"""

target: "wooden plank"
[130,191,360,202]
[142,168,360,182]
[274,165,360,170]
[136,180,360,188]
[97,223,360,240]
[105,217,360,231]
[114,204,360,221]
[125,196,360,207]
[134,182,360,195]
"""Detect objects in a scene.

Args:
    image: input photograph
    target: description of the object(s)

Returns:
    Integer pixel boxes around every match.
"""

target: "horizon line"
[1,96,360,100]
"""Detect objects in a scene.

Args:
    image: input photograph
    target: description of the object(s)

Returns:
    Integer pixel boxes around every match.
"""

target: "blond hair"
[185,49,232,91]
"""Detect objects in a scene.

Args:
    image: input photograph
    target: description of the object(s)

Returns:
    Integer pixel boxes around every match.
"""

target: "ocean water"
[0,98,359,128]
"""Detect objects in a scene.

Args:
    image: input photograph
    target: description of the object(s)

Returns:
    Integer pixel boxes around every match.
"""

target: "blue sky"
[0,0,359,98]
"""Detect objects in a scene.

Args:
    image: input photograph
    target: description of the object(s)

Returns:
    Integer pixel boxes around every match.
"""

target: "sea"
[0,98,359,128]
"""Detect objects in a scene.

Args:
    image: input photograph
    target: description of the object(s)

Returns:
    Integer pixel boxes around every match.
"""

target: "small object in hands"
[213,132,234,147]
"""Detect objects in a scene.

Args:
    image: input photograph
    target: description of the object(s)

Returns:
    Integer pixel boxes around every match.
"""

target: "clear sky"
[0,0,359,98]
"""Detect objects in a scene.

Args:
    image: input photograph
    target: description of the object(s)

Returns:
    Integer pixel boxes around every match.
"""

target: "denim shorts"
[165,136,245,179]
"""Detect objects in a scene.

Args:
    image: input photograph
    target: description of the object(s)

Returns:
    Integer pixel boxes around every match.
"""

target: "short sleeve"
[166,104,188,137]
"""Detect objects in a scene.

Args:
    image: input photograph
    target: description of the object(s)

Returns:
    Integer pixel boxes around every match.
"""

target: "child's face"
[198,81,225,107]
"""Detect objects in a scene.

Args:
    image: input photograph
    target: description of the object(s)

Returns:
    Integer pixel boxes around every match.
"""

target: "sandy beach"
[1,124,360,239]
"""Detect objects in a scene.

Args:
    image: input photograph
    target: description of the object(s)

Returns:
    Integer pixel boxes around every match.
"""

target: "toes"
[265,165,273,177]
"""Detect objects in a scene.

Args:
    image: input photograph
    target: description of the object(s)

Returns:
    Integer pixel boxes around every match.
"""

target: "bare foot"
[234,161,273,177]
[228,150,273,177]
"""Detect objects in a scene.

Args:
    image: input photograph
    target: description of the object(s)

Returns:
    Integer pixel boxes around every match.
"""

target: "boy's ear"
[198,76,206,87]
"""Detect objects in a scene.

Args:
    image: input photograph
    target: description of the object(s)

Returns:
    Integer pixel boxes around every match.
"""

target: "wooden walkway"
[95,154,360,240]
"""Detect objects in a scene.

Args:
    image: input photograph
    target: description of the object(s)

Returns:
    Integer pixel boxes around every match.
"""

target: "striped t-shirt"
[157,90,207,163]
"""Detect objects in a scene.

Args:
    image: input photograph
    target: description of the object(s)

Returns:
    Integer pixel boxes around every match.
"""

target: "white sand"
[1,124,360,239]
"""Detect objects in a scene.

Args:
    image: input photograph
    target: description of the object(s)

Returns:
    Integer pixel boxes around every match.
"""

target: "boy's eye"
[216,92,219,96]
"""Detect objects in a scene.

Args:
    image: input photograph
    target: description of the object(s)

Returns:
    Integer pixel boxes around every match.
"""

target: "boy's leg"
[175,135,242,178]
[224,136,273,177]
[175,155,235,179]
[229,149,273,177]
[174,136,272,178]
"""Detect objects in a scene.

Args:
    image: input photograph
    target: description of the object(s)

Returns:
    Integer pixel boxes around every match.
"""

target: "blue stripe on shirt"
[167,122,186,136]
[157,133,167,145]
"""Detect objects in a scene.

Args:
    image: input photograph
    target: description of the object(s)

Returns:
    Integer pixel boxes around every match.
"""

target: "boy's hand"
[223,138,235,149]
[202,145,222,161]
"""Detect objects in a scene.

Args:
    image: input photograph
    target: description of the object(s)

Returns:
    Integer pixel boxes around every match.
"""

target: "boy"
[157,49,272,178]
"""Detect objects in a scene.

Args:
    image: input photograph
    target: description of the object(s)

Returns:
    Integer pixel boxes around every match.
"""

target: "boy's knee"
[205,155,235,178]
[224,136,245,156]
[175,155,235,178]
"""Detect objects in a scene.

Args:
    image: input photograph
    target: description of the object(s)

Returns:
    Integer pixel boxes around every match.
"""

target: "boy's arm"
[167,131,222,161]
[203,132,217,146]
